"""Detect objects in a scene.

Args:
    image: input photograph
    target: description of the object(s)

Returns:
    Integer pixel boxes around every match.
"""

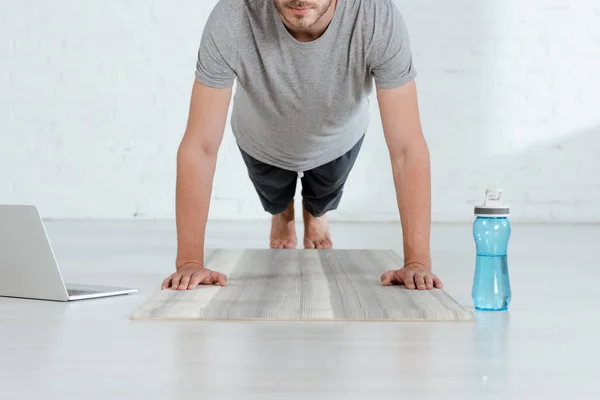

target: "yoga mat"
[131,249,474,321]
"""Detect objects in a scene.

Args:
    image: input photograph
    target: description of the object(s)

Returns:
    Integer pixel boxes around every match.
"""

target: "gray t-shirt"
[195,0,417,172]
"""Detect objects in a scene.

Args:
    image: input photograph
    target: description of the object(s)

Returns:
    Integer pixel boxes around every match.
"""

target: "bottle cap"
[474,189,510,217]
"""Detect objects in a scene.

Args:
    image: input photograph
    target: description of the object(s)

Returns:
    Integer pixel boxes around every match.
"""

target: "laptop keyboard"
[67,289,99,296]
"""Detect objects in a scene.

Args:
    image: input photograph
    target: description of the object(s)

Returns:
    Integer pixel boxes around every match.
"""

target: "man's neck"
[281,0,338,42]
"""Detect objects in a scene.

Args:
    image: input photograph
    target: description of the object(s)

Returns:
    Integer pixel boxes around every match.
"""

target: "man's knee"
[302,192,342,217]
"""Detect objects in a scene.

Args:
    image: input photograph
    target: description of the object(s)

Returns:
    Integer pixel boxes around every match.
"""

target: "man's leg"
[301,135,365,249]
[239,147,298,249]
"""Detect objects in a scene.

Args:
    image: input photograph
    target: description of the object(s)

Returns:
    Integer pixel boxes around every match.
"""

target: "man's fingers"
[164,269,229,290]
[381,272,390,286]
[403,270,415,289]
[424,275,434,290]
[161,277,172,290]
[381,268,442,291]
[188,273,203,290]
[380,271,389,286]
[386,270,404,286]
[381,271,394,286]
[199,271,220,285]
[171,275,182,290]
[179,275,191,290]
[163,267,228,291]
[208,271,227,286]
[414,273,427,290]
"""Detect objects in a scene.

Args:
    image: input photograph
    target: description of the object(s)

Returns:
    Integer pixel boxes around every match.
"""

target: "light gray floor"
[0,220,598,399]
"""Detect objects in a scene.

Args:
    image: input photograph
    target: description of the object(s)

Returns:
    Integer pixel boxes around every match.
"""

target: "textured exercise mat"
[131,249,474,321]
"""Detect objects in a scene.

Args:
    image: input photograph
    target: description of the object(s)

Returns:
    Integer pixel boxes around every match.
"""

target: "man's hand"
[381,264,443,290]
[161,264,227,291]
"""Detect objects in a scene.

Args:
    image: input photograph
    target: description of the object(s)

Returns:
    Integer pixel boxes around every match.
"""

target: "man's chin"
[287,17,317,29]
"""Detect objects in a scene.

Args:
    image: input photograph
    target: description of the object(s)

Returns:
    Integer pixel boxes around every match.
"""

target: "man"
[161,0,444,292]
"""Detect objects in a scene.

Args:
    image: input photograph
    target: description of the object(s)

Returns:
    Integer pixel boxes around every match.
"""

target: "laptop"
[0,205,137,301]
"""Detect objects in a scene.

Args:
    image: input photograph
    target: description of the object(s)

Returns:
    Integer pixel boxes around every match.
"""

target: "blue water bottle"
[472,189,512,311]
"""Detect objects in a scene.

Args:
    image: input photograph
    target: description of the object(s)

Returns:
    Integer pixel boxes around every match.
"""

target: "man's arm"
[377,80,443,290]
[162,80,232,290]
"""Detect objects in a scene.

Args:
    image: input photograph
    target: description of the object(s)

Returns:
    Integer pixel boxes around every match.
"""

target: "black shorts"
[239,136,364,217]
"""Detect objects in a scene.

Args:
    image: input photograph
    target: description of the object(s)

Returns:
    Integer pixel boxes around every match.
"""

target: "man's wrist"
[176,260,204,270]
[403,258,432,270]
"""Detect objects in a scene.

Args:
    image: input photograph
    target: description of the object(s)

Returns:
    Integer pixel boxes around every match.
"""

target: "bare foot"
[270,202,297,249]
[303,206,333,249]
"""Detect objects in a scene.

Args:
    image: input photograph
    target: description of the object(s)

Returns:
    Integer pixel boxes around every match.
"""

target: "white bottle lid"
[474,189,510,217]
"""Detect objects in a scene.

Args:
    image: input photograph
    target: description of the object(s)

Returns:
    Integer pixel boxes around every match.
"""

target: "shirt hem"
[194,72,235,89]
[374,69,418,90]
[235,132,366,173]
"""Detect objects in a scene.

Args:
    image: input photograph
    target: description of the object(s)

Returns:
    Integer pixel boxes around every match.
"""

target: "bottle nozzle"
[475,188,510,217]
[484,189,503,206]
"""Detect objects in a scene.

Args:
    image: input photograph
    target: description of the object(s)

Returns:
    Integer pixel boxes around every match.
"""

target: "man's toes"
[304,240,316,249]
[283,241,296,249]
[317,240,331,249]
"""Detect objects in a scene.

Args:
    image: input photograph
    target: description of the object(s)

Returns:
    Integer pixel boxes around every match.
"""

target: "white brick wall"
[2,0,600,222]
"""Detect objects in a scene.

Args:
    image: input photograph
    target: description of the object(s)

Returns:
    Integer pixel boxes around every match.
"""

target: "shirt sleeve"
[195,6,238,89]
[369,1,417,89]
